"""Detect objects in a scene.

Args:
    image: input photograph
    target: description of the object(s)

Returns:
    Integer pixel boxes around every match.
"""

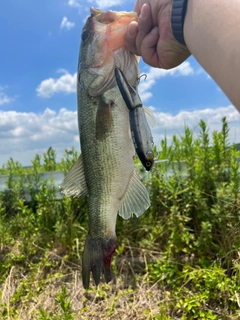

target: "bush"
[0,118,240,319]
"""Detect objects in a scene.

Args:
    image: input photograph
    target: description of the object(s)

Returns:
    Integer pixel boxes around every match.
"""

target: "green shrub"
[0,118,240,318]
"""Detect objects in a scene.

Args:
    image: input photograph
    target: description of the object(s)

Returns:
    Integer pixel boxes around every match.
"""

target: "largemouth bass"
[60,8,150,289]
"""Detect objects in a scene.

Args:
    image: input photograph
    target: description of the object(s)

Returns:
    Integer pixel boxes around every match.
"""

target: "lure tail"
[82,235,117,289]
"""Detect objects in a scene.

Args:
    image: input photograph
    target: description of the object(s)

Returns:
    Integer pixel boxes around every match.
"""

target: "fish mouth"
[79,8,139,96]
[90,8,115,24]
[90,7,138,25]
[90,7,138,52]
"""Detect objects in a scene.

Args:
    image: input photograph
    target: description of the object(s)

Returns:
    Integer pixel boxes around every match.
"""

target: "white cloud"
[139,61,194,102]
[36,61,193,99]
[0,108,79,166]
[69,0,125,10]
[0,87,14,105]
[68,0,88,15]
[151,105,240,147]
[68,0,81,8]
[0,105,239,166]
[88,0,126,9]
[60,17,75,31]
[36,70,77,98]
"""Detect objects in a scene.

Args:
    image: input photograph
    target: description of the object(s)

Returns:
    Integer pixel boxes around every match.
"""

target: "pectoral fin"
[60,154,88,197]
[118,170,150,220]
[143,105,157,128]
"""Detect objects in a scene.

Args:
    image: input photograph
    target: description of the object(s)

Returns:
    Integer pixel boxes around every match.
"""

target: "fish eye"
[81,30,89,42]
[146,161,152,167]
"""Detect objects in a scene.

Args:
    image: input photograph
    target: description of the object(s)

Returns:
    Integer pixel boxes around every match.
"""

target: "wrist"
[171,0,189,46]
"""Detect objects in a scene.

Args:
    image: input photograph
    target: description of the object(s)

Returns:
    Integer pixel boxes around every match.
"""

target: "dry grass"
[0,245,180,320]
[0,270,169,320]
[1,246,240,320]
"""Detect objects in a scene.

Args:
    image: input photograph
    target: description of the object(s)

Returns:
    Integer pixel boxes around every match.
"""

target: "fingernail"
[140,4,147,19]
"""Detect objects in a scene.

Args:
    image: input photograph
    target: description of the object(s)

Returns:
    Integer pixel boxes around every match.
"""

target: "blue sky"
[0,0,239,166]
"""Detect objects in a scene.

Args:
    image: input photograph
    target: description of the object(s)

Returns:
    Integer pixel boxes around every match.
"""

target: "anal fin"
[118,170,150,220]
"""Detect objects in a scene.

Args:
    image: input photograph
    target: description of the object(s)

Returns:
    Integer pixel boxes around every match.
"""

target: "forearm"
[184,0,240,110]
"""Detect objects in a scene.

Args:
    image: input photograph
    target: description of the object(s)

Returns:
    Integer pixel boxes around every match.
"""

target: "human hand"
[125,0,191,69]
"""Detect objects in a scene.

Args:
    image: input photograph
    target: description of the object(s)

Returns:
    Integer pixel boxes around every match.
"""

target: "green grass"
[0,117,240,319]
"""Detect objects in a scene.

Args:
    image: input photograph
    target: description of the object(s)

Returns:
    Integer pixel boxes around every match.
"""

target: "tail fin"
[82,235,117,289]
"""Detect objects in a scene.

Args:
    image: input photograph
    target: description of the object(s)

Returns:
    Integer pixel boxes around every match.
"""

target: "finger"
[135,3,153,56]
[134,0,140,13]
[125,21,139,55]
[141,26,160,68]
[134,0,145,14]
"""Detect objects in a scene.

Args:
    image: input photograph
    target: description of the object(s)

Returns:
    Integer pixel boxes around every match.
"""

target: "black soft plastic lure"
[115,68,154,171]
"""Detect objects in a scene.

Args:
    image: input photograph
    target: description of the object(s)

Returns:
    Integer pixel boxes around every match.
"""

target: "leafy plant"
[0,118,240,319]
